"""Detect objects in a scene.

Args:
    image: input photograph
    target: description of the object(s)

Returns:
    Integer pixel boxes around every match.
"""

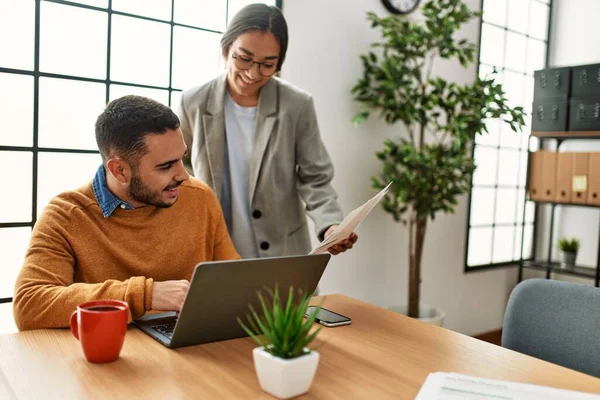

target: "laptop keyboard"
[151,322,176,339]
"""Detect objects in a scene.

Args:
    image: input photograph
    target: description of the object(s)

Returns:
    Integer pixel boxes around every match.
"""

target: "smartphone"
[304,306,352,327]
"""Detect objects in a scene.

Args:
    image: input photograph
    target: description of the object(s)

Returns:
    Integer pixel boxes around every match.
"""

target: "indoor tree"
[351,0,526,318]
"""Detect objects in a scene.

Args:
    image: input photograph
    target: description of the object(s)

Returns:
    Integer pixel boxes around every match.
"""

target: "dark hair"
[221,3,288,71]
[95,95,180,166]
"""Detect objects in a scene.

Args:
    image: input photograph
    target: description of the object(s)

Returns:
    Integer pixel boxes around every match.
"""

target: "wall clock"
[381,0,421,14]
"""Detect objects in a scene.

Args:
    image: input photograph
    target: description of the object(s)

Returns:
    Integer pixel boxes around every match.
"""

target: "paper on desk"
[309,182,392,254]
[415,372,600,400]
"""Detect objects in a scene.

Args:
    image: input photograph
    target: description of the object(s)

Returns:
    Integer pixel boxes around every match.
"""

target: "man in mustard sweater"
[13,95,239,330]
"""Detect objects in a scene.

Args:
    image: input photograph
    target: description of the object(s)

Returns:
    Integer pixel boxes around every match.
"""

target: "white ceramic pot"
[252,347,319,399]
[388,305,446,327]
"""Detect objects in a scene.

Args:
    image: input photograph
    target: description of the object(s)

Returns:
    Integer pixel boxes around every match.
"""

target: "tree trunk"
[407,212,427,318]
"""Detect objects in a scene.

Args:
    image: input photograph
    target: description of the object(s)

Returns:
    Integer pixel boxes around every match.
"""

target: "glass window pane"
[515,223,534,259]
[110,16,170,87]
[525,201,535,223]
[489,69,504,86]
[526,39,546,76]
[506,0,530,34]
[516,192,536,224]
[523,75,535,114]
[504,32,527,73]
[473,147,498,186]
[227,0,276,25]
[518,150,528,187]
[467,227,493,266]
[0,73,34,147]
[522,119,533,146]
[37,153,102,216]
[39,78,106,151]
[515,189,526,223]
[470,0,548,267]
[171,90,182,108]
[497,148,520,186]
[40,2,108,79]
[68,0,108,7]
[477,117,500,147]
[112,0,172,21]
[109,84,170,106]
[172,26,221,91]
[482,0,507,26]
[479,64,497,81]
[469,188,495,226]
[529,1,549,40]
[499,119,523,150]
[522,223,534,259]
[479,24,505,67]
[0,227,31,299]
[514,223,523,259]
[0,0,34,70]
[175,0,227,31]
[502,70,526,111]
[492,226,515,263]
[0,302,17,333]
[0,152,32,223]
[494,188,518,224]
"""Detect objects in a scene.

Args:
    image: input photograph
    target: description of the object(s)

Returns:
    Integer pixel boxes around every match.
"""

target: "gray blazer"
[177,74,344,256]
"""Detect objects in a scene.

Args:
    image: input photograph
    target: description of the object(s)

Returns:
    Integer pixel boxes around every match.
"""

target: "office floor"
[473,329,502,346]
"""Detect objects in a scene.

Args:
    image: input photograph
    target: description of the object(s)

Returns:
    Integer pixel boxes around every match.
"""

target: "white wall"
[541,0,600,273]
[282,0,519,336]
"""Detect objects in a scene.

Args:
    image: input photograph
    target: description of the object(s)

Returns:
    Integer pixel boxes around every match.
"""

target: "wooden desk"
[1,295,599,399]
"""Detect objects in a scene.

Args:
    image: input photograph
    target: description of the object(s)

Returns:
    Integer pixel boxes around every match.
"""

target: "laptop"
[133,253,331,348]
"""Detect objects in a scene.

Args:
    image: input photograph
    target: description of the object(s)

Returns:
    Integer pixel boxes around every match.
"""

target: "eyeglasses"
[231,53,278,77]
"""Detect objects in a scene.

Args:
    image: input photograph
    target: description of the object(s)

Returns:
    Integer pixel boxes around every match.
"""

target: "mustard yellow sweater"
[13,178,239,330]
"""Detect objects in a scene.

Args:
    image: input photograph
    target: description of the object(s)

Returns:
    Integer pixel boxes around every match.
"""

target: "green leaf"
[237,286,322,359]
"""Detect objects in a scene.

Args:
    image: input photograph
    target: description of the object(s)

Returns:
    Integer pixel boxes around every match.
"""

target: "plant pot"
[252,347,319,399]
[561,251,577,268]
[388,305,446,327]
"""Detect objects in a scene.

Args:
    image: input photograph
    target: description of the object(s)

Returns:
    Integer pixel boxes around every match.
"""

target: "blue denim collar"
[92,165,134,218]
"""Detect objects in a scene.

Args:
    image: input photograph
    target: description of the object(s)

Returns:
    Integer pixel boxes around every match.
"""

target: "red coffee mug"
[70,300,129,363]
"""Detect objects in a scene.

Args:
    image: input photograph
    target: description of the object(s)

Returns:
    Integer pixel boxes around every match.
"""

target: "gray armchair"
[502,279,600,377]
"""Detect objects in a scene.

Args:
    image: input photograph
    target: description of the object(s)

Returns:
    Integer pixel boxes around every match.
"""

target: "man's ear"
[106,157,131,184]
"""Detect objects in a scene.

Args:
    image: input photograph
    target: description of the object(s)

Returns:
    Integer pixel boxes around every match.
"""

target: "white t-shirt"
[222,92,259,259]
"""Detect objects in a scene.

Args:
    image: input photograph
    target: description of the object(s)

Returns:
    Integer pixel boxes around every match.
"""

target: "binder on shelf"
[588,153,600,205]
[528,151,544,201]
[572,152,589,204]
[540,151,557,201]
[555,152,574,203]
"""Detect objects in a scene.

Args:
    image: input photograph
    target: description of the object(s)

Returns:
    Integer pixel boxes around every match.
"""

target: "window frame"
[464,0,553,272]
[0,0,282,303]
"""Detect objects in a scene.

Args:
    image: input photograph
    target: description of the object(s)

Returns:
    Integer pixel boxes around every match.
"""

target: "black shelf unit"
[518,132,600,287]
[522,261,598,280]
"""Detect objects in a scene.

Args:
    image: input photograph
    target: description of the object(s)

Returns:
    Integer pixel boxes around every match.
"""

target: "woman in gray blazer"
[177,3,357,259]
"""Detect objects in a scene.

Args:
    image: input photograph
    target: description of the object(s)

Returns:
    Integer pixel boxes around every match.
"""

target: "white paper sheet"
[415,372,600,400]
[309,182,392,254]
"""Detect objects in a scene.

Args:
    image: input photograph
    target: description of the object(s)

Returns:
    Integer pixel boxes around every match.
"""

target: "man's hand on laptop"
[151,280,190,312]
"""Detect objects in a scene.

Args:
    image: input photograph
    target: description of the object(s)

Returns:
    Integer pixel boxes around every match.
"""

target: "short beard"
[128,170,173,208]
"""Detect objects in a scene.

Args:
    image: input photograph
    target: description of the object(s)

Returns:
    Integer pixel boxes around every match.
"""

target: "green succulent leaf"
[558,237,580,252]
[237,284,323,359]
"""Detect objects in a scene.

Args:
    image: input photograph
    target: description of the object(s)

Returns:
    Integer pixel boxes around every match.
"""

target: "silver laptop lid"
[169,253,331,348]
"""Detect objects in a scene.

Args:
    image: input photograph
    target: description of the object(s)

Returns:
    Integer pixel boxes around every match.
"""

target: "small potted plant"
[238,286,322,399]
[558,237,580,268]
